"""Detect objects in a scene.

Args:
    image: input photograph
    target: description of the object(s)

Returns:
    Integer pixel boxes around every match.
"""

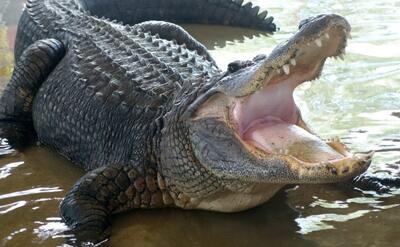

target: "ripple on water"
[0,200,26,214]
[33,217,70,242]
[0,138,16,157]
[0,161,24,179]
[0,187,63,200]
[1,228,27,245]
[295,210,372,235]
[293,187,400,235]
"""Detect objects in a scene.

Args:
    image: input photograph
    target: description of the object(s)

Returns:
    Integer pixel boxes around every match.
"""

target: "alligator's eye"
[227,60,254,73]
[227,61,243,73]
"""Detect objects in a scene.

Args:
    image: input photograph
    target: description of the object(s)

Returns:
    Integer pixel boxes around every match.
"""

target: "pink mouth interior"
[232,74,343,163]
[233,78,299,136]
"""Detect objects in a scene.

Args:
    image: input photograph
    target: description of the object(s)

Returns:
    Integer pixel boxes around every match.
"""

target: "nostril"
[298,14,326,29]
[299,14,332,29]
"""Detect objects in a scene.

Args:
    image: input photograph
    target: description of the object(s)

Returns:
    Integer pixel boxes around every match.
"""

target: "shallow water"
[0,0,400,246]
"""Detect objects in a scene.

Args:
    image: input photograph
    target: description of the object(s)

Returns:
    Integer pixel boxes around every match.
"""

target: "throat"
[233,78,299,135]
[232,70,345,163]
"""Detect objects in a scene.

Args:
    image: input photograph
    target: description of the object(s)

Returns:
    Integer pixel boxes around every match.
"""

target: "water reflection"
[0,187,63,200]
[111,193,318,247]
[0,161,23,179]
[295,209,372,234]
[33,218,69,242]
[285,184,400,246]
[1,228,27,245]
[0,201,27,214]
[0,122,36,152]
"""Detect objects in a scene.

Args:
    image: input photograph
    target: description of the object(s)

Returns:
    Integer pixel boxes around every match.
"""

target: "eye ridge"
[227,60,254,73]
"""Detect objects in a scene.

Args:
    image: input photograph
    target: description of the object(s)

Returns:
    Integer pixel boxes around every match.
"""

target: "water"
[0,0,399,246]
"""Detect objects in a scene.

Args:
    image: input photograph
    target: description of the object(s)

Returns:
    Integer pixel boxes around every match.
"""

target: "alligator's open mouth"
[229,15,372,170]
[191,14,372,183]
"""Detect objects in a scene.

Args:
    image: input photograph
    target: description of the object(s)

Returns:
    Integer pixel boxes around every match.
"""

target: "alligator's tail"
[15,0,276,60]
[79,0,276,32]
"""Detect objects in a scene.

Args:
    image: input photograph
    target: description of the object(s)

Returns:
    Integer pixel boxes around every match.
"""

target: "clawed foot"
[60,180,111,245]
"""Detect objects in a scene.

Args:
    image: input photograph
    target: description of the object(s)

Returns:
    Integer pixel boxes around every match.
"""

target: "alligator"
[0,0,376,244]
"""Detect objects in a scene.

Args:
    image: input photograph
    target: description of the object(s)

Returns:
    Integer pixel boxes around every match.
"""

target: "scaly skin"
[0,0,377,245]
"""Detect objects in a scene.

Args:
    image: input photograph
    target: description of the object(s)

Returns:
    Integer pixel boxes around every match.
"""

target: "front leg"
[60,164,173,244]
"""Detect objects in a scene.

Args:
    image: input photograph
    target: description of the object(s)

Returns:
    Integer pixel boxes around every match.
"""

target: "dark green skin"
[0,0,277,243]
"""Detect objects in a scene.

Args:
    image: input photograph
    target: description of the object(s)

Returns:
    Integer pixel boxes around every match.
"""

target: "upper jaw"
[225,14,352,151]
[215,14,351,98]
[184,14,350,122]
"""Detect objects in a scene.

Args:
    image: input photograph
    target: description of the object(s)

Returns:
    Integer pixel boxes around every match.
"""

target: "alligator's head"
[161,14,373,212]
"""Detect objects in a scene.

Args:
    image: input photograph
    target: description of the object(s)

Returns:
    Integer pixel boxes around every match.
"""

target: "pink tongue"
[243,122,343,162]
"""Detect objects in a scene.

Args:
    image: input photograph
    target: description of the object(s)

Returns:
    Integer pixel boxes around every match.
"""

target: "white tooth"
[290,58,296,66]
[324,33,330,39]
[315,39,322,47]
[283,64,290,75]
[338,54,345,60]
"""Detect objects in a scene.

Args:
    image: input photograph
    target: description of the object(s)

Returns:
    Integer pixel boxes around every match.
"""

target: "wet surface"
[0,0,399,246]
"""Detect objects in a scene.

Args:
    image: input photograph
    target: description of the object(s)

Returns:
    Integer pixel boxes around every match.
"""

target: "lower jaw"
[193,183,284,212]
[241,119,345,163]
